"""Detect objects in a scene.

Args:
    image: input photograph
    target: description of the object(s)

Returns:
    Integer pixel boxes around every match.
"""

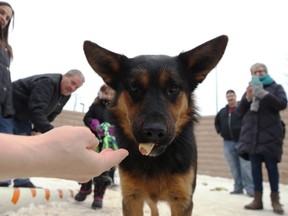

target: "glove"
[253,85,268,99]
[90,119,104,136]
[108,125,115,136]
[250,96,260,112]
[249,76,262,86]
[90,119,100,130]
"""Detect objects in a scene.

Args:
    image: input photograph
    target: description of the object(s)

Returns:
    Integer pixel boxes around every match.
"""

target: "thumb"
[85,135,99,150]
[98,148,129,169]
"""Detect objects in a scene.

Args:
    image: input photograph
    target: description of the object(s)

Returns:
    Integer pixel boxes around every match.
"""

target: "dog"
[83,35,228,216]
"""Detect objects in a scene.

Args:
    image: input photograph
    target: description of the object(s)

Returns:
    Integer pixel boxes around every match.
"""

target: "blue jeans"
[0,116,31,135]
[0,117,32,186]
[0,116,13,133]
[223,140,254,194]
[12,119,32,186]
[250,154,279,192]
[0,116,13,184]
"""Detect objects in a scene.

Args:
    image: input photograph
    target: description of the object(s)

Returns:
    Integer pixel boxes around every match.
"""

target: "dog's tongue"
[139,143,155,156]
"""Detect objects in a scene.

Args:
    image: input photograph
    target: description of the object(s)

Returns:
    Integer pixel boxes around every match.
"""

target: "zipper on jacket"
[228,112,234,139]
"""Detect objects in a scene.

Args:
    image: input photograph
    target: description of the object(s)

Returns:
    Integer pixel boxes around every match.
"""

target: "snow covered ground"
[1,174,287,216]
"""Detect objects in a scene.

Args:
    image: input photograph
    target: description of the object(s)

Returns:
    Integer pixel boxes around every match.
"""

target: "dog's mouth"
[138,143,166,157]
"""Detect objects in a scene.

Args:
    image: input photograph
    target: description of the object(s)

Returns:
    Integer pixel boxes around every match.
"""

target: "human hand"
[31,130,41,136]
[253,85,268,99]
[108,125,115,136]
[90,118,100,130]
[246,86,253,102]
[29,126,128,182]
[250,97,260,112]
[249,75,262,86]
[90,119,104,136]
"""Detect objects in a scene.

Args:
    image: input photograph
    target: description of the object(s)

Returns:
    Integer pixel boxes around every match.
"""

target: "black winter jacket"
[84,99,112,149]
[12,73,70,133]
[215,104,242,141]
[84,99,111,135]
[236,82,287,162]
[0,47,14,117]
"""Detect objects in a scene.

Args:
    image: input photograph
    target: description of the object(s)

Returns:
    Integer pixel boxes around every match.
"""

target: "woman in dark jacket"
[74,84,117,210]
[0,1,15,187]
[0,1,14,127]
[236,63,287,215]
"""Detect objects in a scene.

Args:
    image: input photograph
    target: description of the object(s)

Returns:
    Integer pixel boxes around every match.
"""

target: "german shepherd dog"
[83,35,228,216]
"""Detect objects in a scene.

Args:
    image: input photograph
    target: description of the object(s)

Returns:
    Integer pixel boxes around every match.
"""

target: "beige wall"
[195,109,288,184]
[53,109,288,184]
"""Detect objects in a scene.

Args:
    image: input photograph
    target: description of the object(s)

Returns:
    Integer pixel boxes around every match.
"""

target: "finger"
[86,136,99,150]
[101,148,113,153]
[99,149,129,169]
[81,129,99,150]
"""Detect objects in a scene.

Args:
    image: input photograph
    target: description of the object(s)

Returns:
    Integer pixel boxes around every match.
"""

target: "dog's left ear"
[178,35,228,86]
[83,41,127,89]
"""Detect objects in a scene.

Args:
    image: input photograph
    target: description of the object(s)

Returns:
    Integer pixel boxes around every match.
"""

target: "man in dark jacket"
[215,89,254,197]
[8,69,85,188]
[236,63,287,215]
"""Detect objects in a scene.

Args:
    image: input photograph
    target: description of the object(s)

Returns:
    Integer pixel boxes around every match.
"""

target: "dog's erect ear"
[178,35,228,86]
[83,41,127,88]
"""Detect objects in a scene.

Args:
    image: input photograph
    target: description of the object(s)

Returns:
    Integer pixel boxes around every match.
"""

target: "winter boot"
[271,192,284,215]
[108,166,117,188]
[91,173,111,209]
[75,180,92,202]
[244,191,263,210]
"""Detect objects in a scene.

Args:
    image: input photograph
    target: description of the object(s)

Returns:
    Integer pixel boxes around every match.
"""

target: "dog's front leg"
[169,199,193,216]
[122,193,145,216]
[167,172,195,216]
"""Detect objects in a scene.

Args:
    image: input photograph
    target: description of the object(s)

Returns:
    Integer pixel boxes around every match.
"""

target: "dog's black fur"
[83,35,228,216]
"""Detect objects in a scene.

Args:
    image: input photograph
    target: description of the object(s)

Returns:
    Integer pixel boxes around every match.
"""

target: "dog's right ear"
[83,41,127,89]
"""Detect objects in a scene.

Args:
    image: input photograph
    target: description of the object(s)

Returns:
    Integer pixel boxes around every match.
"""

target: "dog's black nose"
[143,124,167,141]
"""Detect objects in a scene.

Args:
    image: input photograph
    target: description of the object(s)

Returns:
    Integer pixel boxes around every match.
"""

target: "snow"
[1,174,287,216]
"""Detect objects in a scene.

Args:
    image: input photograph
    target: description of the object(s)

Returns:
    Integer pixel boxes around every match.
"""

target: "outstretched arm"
[0,126,128,183]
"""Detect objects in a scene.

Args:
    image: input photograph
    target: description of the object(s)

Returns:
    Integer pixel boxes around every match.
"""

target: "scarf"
[260,74,274,86]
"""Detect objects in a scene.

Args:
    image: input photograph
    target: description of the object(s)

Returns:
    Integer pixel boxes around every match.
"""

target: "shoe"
[245,191,263,210]
[14,182,36,188]
[246,192,254,197]
[75,181,92,202]
[230,190,243,195]
[91,198,103,209]
[75,190,92,202]
[108,182,118,189]
[0,183,10,187]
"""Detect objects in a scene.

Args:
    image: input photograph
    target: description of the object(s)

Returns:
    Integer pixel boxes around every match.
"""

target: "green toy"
[95,122,118,152]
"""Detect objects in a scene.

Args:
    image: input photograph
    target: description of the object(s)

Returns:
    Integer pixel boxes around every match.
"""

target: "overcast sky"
[6,0,288,115]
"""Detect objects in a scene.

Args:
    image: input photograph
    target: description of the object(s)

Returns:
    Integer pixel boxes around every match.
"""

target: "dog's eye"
[168,84,179,95]
[129,83,138,93]
[128,82,142,97]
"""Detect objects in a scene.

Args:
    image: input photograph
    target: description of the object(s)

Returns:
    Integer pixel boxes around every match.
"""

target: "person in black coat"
[236,63,287,214]
[12,70,84,133]
[0,1,15,187]
[5,70,84,188]
[75,84,117,210]
[215,89,254,197]
[0,1,14,120]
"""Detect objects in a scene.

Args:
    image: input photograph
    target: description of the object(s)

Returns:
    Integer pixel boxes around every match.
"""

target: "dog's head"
[84,35,228,157]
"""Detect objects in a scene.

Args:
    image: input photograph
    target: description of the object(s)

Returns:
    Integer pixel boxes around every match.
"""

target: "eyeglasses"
[252,69,266,75]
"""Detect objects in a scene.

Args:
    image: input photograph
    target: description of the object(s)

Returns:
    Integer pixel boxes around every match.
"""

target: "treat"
[139,143,155,156]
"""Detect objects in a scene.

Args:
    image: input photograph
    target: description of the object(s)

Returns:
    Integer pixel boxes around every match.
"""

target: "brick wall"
[53,109,288,184]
